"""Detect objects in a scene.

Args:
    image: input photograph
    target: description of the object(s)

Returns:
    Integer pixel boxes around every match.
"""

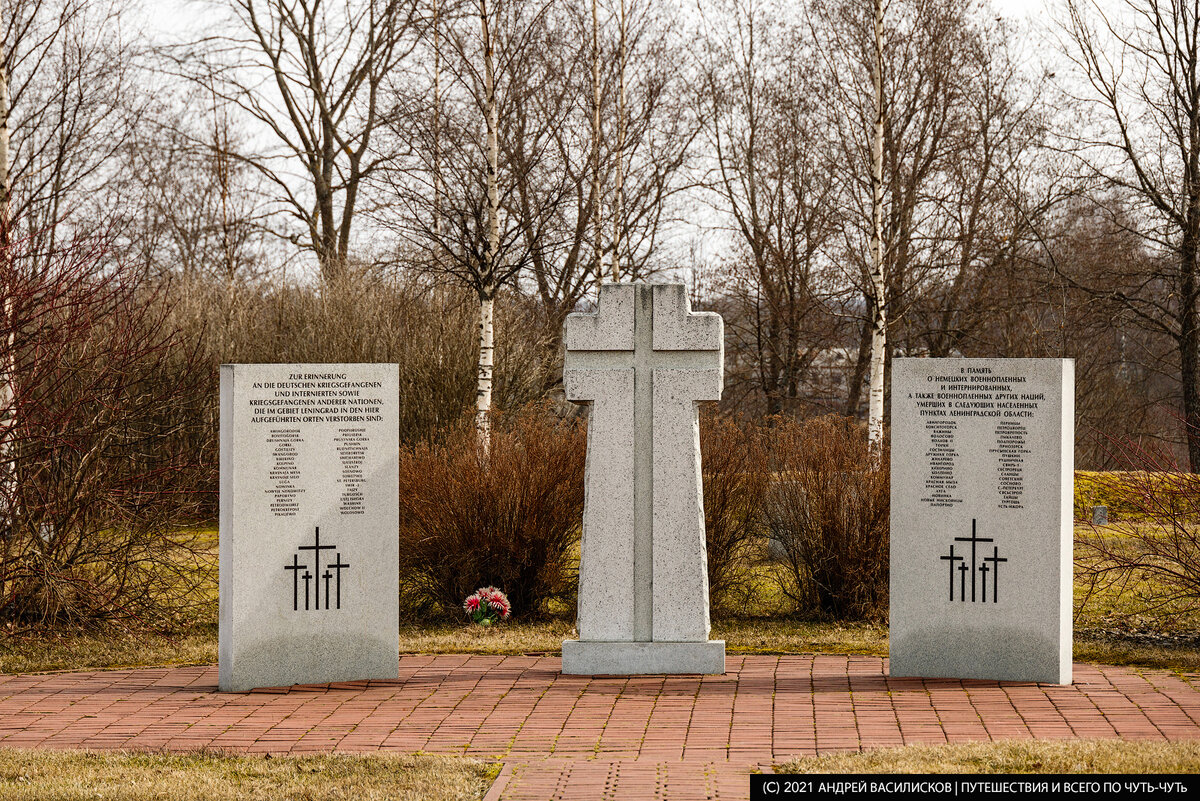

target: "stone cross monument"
[561,283,725,674]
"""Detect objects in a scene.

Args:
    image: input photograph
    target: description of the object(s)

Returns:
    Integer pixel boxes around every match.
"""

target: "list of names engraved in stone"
[335,428,368,515]
[910,366,1045,511]
[265,429,304,517]
[991,421,1030,509]
[920,420,962,508]
[245,371,388,519]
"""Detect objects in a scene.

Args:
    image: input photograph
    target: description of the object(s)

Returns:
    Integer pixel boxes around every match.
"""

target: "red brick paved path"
[2,655,1199,799]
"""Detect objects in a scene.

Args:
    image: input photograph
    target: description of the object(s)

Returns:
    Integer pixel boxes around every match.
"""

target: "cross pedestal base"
[561,640,725,675]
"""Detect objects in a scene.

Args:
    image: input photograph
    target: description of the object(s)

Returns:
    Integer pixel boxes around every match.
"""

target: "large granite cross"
[561,283,725,674]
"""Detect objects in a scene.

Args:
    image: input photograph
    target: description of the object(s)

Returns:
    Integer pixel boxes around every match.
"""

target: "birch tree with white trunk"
[866,0,886,452]
[814,0,986,428]
[383,0,558,448]
[590,0,604,285]
[611,0,627,281]
[476,0,501,446]
[0,0,13,518]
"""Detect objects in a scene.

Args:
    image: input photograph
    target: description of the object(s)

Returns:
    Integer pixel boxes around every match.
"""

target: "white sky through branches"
[143,0,1053,39]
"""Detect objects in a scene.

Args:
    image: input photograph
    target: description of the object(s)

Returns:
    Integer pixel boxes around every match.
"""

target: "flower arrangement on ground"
[463,586,511,626]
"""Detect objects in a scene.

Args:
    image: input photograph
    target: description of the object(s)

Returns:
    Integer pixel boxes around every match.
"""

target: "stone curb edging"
[482,762,514,801]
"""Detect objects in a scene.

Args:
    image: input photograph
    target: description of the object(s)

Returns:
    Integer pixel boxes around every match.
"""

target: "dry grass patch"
[8,618,1200,675]
[0,624,217,675]
[778,739,1200,774]
[0,749,497,801]
[401,619,891,657]
[399,620,575,654]
[398,619,891,657]
[1073,636,1200,672]
[717,619,888,656]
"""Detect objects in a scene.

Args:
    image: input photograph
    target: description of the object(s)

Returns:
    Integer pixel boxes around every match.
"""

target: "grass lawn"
[2,520,1199,673]
[777,739,1200,774]
[0,619,890,674]
[4,616,1199,675]
[0,749,498,801]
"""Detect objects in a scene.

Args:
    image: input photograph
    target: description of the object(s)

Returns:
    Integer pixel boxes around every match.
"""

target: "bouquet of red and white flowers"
[463,586,511,626]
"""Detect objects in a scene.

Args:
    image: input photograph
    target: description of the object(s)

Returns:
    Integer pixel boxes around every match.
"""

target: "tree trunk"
[478,0,500,450]
[1184,68,1200,472]
[476,293,495,448]
[0,14,9,249]
[0,13,16,524]
[845,318,871,418]
[1182,231,1200,471]
[432,0,443,242]
[611,0,626,282]
[590,0,603,287]
[866,0,887,456]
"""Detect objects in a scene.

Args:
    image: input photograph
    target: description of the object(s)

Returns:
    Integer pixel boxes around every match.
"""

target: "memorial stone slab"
[561,283,725,674]
[219,363,399,691]
[890,358,1073,684]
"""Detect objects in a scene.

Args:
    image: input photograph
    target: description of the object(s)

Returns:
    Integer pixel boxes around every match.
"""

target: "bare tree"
[523,0,695,319]
[0,0,148,527]
[814,0,999,423]
[175,0,419,280]
[696,0,841,416]
[897,19,1055,362]
[1061,0,1200,470]
[385,0,558,445]
[2,0,143,262]
[386,0,693,427]
[113,86,274,290]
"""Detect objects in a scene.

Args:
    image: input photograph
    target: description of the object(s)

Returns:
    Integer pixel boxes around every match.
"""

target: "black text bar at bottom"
[751,774,1199,800]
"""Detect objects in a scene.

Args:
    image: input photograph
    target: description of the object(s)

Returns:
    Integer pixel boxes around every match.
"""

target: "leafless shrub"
[0,233,214,629]
[1076,436,1200,623]
[165,272,551,445]
[396,405,585,619]
[700,410,770,615]
[763,415,889,620]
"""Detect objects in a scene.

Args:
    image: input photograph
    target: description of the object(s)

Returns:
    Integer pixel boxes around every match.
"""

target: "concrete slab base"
[561,640,725,675]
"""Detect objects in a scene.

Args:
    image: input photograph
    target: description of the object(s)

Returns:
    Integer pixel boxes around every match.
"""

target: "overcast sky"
[142,0,1056,41]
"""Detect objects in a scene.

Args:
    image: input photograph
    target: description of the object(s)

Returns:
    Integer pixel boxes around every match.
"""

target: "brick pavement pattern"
[2,655,1199,799]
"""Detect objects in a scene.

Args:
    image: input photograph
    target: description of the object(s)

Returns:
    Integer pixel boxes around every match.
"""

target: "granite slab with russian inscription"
[889,358,1073,684]
[218,363,399,691]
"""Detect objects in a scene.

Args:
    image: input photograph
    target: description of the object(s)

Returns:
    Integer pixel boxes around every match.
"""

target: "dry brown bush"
[0,235,214,628]
[701,410,770,614]
[166,272,552,446]
[396,405,585,619]
[1077,436,1200,623]
[764,415,889,620]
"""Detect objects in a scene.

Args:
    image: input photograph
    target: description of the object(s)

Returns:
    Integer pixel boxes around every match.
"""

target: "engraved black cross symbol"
[940,545,964,601]
[954,519,994,603]
[298,527,337,611]
[284,554,308,612]
[983,547,1007,604]
[329,553,350,609]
